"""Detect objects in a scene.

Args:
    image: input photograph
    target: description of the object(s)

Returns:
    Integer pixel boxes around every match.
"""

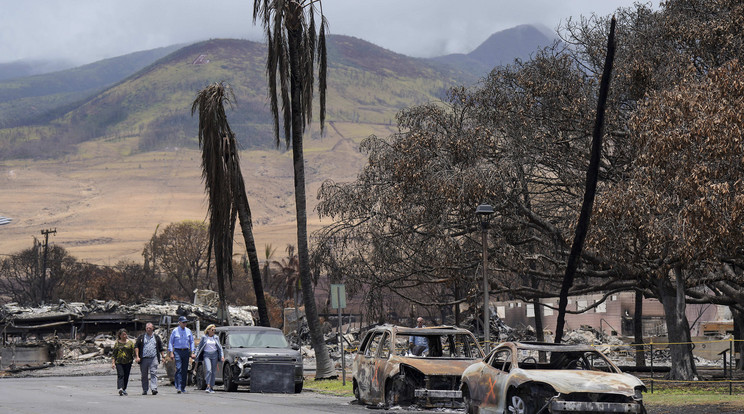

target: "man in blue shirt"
[409,317,429,356]
[168,316,195,393]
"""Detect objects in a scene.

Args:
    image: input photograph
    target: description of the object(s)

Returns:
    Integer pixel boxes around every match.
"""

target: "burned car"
[193,326,303,393]
[460,342,646,414]
[352,324,484,408]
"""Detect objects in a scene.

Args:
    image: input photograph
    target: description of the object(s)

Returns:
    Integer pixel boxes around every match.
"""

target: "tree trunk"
[532,277,545,343]
[655,268,697,380]
[287,27,335,379]
[517,149,544,343]
[555,18,616,343]
[234,172,271,327]
[634,289,646,367]
[732,307,744,370]
[454,280,461,326]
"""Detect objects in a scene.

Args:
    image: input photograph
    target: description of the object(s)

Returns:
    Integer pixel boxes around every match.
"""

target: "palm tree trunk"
[555,17,616,343]
[288,26,335,379]
[234,172,271,327]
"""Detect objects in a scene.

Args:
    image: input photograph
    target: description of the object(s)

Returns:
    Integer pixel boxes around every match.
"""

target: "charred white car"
[352,325,484,408]
[460,342,646,414]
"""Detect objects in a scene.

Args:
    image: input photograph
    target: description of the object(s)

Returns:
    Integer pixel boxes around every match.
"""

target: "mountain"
[432,24,555,75]
[0,59,76,81]
[0,26,552,264]
[0,45,183,129]
[0,35,473,160]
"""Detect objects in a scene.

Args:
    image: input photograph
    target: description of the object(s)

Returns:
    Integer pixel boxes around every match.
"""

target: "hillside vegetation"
[0,45,182,129]
[0,27,551,264]
[0,36,475,160]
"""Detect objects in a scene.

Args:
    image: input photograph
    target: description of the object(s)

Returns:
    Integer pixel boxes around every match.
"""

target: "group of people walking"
[110,315,223,396]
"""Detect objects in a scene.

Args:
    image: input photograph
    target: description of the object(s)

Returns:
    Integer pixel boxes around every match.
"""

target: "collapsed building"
[0,296,256,371]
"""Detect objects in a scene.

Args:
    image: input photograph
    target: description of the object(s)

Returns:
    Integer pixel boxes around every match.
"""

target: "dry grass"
[0,122,376,265]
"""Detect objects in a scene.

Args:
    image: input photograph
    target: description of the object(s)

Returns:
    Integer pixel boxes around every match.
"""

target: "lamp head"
[475,203,494,219]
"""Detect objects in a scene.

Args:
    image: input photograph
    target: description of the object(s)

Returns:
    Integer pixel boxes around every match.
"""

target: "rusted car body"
[460,342,646,414]
[352,324,484,408]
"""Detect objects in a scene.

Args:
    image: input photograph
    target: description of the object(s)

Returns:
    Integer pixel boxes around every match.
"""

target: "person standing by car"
[168,316,195,394]
[134,322,164,395]
[408,317,429,356]
[111,328,135,396]
[195,324,224,393]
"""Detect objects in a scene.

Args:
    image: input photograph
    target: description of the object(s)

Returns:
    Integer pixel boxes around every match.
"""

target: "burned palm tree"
[252,0,334,378]
[192,82,271,327]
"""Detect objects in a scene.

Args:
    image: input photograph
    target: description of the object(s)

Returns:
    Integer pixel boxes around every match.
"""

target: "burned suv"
[352,325,484,408]
[194,326,303,393]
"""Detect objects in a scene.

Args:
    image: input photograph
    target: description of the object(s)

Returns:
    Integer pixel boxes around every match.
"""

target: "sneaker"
[122,390,128,396]
[181,389,187,394]
[118,389,124,396]
[177,389,181,394]
[152,390,158,395]
[142,391,148,395]
[209,389,215,394]
[205,388,211,393]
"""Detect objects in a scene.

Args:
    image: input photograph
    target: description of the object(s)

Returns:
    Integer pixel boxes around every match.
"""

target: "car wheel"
[384,380,395,408]
[507,391,535,414]
[194,364,207,390]
[223,364,237,392]
[385,375,414,407]
[353,379,361,402]
[462,385,479,414]
[294,381,303,393]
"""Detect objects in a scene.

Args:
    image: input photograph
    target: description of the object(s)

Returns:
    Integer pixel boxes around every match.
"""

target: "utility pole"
[40,228,56,305]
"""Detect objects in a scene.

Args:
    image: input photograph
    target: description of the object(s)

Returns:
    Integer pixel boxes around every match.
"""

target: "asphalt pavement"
[0,374,367,414]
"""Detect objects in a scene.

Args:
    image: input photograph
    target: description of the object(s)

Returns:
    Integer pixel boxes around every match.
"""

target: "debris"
[1,299,257,371]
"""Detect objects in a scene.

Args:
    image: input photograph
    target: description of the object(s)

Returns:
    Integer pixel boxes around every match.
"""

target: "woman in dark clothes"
[111,328,135,396]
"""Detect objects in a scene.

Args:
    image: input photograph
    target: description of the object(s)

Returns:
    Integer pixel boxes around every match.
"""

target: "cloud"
[0,0,647,65]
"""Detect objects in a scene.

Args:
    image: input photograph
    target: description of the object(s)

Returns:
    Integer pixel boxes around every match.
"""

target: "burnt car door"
[354,330,385,402]
[475,347,512,412]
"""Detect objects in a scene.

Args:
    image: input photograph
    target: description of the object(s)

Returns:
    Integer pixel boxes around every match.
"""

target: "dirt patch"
[0,122,380,264]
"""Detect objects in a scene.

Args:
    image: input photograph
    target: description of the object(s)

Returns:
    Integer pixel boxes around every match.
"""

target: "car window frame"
[379,332,392,359]
[490,349,512,372]
[364,331,385,357]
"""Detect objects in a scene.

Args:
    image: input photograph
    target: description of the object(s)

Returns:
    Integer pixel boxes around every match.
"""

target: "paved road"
[0,373,437,414]
[4,373,741,414]
[0,375,364,414]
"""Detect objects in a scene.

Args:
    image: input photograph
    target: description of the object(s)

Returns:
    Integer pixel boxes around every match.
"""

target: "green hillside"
[0,45,182,129]
[0,36,473,160]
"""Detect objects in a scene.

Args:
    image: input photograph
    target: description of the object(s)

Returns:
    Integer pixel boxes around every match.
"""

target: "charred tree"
[555,17,616,343]
[634,289,646,367]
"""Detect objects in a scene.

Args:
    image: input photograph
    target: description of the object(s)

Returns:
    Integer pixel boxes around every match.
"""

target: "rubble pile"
[1,299,257,371]
[1,299,257,331]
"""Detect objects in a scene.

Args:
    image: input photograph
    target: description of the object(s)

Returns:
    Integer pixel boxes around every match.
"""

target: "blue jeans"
[203,351,219,388]
[173,348,190,391]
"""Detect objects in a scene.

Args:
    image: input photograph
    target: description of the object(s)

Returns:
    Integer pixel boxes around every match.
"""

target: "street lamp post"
[475,203,494,353]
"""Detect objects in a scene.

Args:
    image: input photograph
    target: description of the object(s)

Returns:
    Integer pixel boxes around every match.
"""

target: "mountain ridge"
[0,25,554,264]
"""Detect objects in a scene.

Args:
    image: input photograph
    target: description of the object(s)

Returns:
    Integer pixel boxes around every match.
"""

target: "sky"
[1,0,651,66]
